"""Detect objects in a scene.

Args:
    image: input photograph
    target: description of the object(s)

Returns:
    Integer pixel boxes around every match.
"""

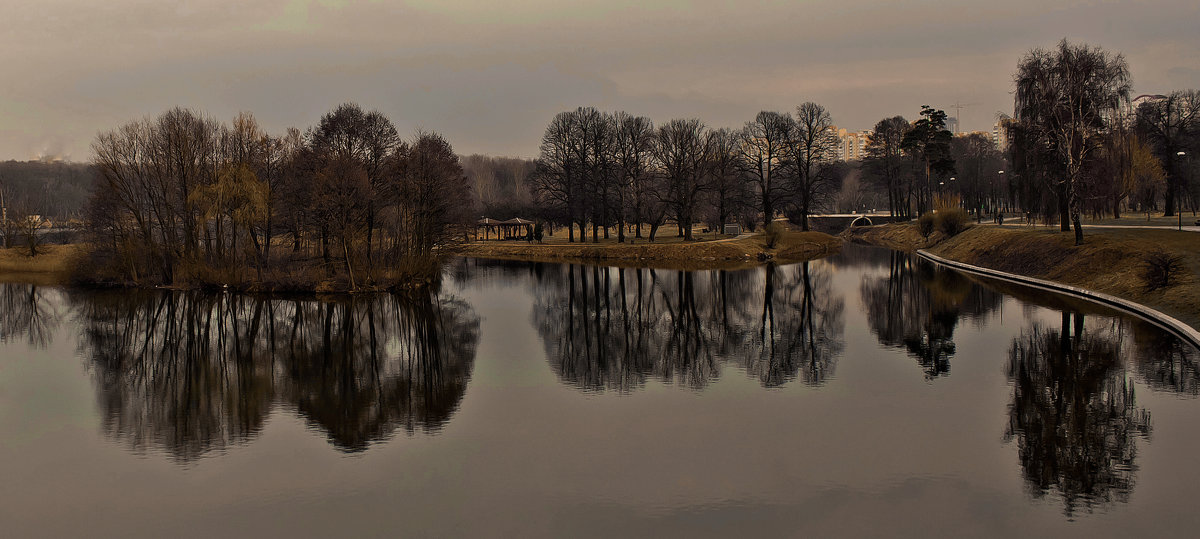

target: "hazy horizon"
[3,0,1197,162]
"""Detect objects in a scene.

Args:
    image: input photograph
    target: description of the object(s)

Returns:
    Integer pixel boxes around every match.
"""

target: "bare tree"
[740,111,795,228]
[531,111,582,242]
[1136,90,1200,216]
[1015,40,1131,244]
[652,119,712,241]
[705,127,748,232]
[864,116,912,219]
[84,104,472,290]
[949,132,1004,219]
[788,102,841,230]
[390,131,473,269]
[610,112,655,241]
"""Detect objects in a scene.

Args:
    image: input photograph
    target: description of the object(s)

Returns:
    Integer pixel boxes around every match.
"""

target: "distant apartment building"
[832,126,871,162]
[992,117,1014,152]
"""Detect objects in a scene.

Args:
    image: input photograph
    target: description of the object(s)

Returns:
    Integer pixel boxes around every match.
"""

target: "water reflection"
[532,262,844,392]
[6,245,1200,530]
[859,251,1002,379]
[1004,312,1152,517]
[1131,325,1200,396]
[74,289,479,460]
[0,283,61,347]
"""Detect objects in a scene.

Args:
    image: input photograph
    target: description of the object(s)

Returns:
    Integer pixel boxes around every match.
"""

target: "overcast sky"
[2,0,1197,161]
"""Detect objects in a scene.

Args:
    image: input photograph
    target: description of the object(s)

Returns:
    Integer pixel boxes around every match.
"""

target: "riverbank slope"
[844,223,1200,330]
[0,244,81,286]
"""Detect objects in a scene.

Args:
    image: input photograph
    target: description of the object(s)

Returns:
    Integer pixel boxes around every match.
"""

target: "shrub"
[917,213,936,239]
[1143,250,1184,291]
[764,221,786,249]
[938,208,970,236]
[533,222,544,243]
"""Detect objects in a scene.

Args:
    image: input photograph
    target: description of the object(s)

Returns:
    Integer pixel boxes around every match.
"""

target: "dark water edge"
[2,244,1200,537]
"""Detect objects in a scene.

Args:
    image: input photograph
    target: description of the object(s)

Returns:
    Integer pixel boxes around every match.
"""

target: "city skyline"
[2,0,1197,161]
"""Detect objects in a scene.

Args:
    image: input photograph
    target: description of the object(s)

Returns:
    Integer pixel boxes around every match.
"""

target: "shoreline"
[1,230,843,290]
[844,222,1200,334]
[917,249,1200,350]
[454,230,843,271]
[0,244,79,286]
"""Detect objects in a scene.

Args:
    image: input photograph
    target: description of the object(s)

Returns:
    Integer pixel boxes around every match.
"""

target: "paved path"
[982,222,1200,233]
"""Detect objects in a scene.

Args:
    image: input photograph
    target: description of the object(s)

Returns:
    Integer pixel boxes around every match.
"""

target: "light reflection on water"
[1,245,1199,537]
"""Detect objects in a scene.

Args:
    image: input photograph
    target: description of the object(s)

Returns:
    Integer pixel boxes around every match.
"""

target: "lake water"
[2,245,1199,537]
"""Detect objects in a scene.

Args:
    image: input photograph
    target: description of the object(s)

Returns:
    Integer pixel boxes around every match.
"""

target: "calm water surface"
[2,245,1199,537]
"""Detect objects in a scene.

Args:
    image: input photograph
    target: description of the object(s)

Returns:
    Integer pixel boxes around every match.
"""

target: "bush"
[917,213,936,239]
[764,221,786,249]
[1143,250,1184,291]
[938,208,970,236]
[533,222,544,243]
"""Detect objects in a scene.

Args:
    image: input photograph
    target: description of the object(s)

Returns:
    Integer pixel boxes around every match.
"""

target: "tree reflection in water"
[533,262,844,392]
[73,289,479,461]
[1131,324,1200,396]
[859,251,1002,379]
[1004,312,1151,517]
[0,283,61,348]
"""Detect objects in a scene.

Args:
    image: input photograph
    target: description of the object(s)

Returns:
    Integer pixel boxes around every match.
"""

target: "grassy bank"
[845,223,1200,330]
[457,228,842,270]
[0,244,81,285]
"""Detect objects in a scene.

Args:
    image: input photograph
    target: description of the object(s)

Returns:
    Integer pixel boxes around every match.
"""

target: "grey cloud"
[2,0,1198,160]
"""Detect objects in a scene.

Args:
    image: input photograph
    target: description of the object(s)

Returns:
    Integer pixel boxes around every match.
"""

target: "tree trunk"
[321,227,331,267]
[1057,183,1070,231]
[343,235,356,290]
[1069,181,1084,245]
[762,188,774,229]
[365,205,375,274]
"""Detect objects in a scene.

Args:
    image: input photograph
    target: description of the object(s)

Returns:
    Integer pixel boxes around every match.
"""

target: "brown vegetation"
[846,222,1200,330]
[458,227,841,271]
[0,244,80,285]
[81,105,473,292]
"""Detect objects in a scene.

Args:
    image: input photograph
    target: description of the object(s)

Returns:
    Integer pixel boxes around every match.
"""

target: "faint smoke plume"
[29,137,69,162]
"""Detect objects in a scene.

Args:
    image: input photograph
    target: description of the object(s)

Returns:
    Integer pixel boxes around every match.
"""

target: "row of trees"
[528,104,844,241]
[86,104,474,289]
[860,106,960,219]
[1,160,94,251]
[843,41,1199,243]
[1005,41,1198,242]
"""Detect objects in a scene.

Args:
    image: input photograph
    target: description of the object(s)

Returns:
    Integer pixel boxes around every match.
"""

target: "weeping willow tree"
[1014,40,1131,245]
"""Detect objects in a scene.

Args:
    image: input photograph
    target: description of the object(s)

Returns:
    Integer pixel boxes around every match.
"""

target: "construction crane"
[946,100,978,134]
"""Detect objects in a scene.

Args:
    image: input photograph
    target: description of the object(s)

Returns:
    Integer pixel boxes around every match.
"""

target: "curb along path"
[916,249,1200,351]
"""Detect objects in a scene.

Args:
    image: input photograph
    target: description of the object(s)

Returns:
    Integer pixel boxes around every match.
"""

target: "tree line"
[856,40,1198,244]
[84,104,474,290]
[528,104,845,242]
[520,40,1198,246]
[0,160,94,250]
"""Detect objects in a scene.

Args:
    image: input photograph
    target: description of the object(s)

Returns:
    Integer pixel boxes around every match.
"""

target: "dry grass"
[842,222,944,251]
[1083,214,1200,227]
[850,222,1200,330]
[458,227,842,270]
[0,244,82,285]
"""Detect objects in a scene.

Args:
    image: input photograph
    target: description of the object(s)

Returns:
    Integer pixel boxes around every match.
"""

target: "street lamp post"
[0,178,6,248]
[1179,151,1188,231]
[997,170,1004,215]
